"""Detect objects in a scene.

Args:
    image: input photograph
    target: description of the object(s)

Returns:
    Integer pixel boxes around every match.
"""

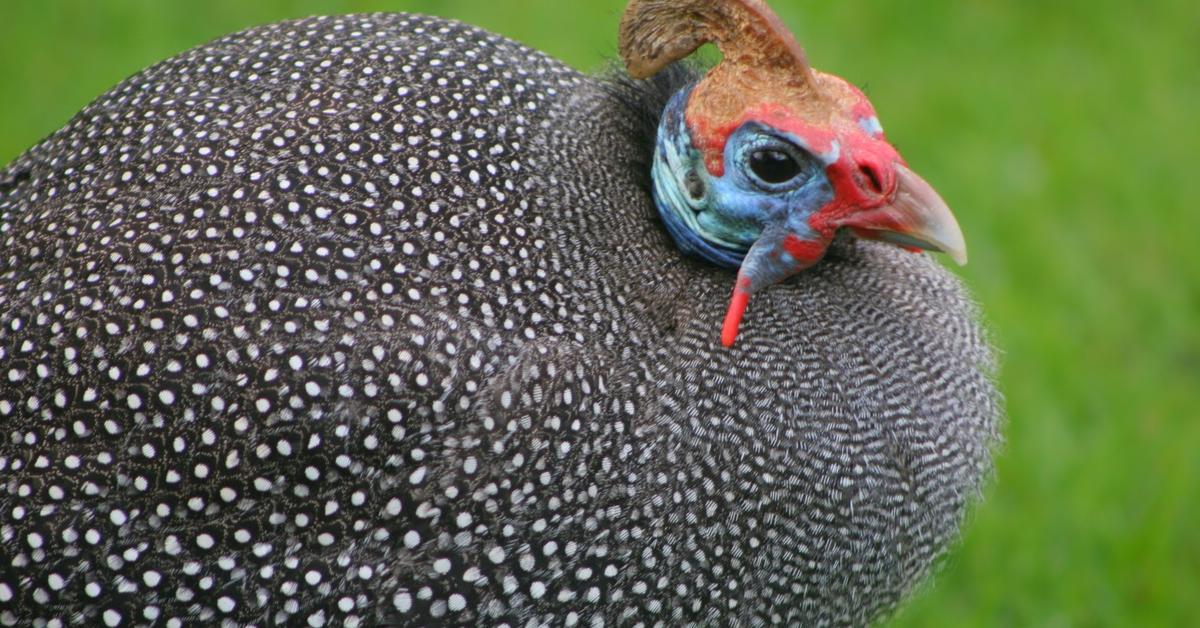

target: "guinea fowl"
[0,1,1000,626]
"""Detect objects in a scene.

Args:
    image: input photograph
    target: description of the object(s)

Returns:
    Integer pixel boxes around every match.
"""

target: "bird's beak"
[838,164,968,266]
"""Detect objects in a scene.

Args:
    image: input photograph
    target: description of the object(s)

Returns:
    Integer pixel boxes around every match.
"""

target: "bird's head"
[620,0,968,346]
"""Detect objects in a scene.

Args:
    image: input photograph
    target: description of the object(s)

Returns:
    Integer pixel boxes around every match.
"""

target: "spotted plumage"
[0,12,999,627]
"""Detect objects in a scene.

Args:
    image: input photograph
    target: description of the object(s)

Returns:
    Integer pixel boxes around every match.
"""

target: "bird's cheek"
[781,233,828,266]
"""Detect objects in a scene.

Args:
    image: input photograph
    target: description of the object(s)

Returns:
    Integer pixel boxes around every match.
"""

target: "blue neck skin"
[651,87,835,272]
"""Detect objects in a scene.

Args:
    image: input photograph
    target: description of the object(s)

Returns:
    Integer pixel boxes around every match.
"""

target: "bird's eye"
[748,149,802,184]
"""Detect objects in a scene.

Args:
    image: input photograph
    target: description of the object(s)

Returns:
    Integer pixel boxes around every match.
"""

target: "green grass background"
[2,1,1197,625]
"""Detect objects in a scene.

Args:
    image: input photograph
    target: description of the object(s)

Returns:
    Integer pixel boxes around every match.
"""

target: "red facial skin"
[687,87,904,255]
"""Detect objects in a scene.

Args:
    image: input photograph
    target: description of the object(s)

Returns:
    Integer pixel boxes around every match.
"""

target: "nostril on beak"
[859,164,884,196]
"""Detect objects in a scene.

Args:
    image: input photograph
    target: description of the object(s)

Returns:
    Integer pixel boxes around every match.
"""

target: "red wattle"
[721,280,752,348]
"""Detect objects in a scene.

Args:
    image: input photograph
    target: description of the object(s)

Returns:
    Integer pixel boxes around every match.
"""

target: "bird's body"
[0,12,998,627]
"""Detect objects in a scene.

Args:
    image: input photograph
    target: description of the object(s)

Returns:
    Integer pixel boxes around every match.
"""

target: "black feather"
[599,61,701,192]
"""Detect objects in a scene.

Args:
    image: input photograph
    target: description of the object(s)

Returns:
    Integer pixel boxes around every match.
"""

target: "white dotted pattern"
[0,12,999,627]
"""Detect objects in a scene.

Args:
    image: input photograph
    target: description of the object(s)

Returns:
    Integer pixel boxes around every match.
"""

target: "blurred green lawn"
[2,1,1197,625]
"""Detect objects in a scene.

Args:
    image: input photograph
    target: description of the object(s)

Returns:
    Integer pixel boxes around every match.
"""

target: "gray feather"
[0,14,1000,627]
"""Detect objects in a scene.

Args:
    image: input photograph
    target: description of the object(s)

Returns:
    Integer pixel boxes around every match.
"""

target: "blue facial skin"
[652,87,836,270]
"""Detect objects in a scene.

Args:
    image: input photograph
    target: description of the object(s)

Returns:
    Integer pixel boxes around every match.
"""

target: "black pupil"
[749,149,802,184]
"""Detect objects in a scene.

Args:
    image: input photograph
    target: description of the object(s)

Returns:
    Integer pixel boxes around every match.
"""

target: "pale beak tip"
[894,164,969,268]
[937,216,969,266]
